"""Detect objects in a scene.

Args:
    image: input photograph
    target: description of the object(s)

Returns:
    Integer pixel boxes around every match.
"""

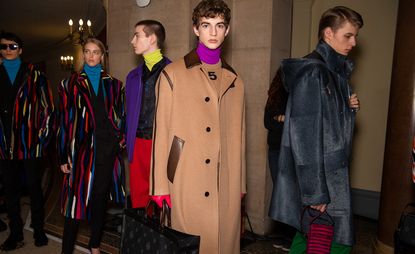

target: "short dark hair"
[192,0,231,28]
[0,32,24,49]
[135,20,166,49]
[318,6,363,40]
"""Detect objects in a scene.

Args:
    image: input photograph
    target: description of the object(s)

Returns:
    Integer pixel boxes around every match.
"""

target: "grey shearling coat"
[268,41,356,246]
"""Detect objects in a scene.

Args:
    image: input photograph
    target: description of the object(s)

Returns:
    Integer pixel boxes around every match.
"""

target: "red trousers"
[129,138,152,208]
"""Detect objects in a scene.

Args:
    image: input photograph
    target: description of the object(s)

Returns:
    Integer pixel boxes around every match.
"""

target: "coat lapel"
[220,69,237,99]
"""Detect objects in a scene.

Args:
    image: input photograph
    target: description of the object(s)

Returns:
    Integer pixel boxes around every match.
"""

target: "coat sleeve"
[37,71,55,147]
[289,66,330,206]
[57,79,70,165]
[264,107,283,132]
[116,80,126,147]
[150,69,173,196]
[241,96,247,194]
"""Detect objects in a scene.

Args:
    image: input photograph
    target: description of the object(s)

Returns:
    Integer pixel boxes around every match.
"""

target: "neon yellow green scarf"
[143,49,163,71]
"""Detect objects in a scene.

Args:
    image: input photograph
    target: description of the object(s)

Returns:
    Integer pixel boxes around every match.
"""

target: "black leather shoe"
[0,235,24,251]
[34,229,48,247]
[0,218,6,232]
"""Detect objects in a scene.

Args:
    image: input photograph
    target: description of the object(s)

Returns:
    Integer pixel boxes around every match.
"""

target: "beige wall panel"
[231,0,293,234]
[231,0,272,49]
[107,7,135,80]
[109,51,136,82]
[108,0,131,9]
[291,0,313,57]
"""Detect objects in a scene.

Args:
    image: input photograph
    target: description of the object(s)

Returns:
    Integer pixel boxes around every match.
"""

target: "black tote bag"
[120,148,200,253]
[120,204,200,254]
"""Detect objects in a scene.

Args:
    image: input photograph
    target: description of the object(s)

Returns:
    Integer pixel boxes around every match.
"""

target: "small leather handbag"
[301,207,335,254]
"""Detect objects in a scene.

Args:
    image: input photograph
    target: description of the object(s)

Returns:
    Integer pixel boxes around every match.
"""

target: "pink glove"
[151,195,172,208]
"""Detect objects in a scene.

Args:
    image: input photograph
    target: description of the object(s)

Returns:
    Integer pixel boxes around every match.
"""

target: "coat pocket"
[167,136,185,183]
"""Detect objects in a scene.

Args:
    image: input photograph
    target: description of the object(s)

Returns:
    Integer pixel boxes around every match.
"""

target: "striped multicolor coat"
[57,70,125,219]
[0,62,55,160]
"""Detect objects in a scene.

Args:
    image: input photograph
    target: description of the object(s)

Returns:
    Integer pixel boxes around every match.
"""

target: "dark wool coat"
[268,41,356,246]
[0,63,55,160]
[57,70,125,219]
[125,57,171,162]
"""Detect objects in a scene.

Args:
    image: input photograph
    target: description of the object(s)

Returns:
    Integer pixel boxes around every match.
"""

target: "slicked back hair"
[318,6,363,40]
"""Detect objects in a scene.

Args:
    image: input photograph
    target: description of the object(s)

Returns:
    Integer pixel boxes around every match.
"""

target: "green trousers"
[289,231,352,254]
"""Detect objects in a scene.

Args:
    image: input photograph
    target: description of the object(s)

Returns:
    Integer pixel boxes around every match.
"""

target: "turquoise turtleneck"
[84,64,102,95]
[3,57,21,85]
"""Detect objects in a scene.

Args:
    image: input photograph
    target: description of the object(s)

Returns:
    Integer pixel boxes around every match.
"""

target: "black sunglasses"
[0,44,19,50]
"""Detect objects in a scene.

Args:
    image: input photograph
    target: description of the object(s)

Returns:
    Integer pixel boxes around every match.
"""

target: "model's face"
[83,42,103,67]
[0,39,22,60]
[324,21,359,56]
[131,25,153,55]
[193,16,229,50]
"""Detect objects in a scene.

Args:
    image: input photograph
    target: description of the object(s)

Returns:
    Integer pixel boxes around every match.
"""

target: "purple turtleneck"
[196,42,221,64]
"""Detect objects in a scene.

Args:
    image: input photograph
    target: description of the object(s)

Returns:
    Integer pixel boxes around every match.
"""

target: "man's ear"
[323,27,333,42]
[18,48,23,56]
[193,25,200,37]
[225,26,230,37]
[149,33,157,46]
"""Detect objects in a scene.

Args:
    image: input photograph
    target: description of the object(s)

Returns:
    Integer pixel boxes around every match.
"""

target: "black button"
[205,159,210,164]
[205,192,210,197]
[205,97,210,102]
[206,127,211,132]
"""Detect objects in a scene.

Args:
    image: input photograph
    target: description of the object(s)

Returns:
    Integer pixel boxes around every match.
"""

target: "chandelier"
[60,55,74,71]
[68,19,94,45]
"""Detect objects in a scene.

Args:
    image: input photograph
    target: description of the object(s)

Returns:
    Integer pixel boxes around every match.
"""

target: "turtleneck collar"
[143,49,163,71]
[84,63,102,74]
[196,42,221,65]
[3,57,22,84]
[83,64,102,95]
[315,40,354,78]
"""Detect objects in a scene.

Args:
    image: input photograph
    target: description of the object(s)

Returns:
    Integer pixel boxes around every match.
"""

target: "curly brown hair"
[192,0,231,28]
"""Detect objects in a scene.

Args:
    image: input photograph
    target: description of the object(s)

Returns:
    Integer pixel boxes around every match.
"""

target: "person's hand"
[60,163,72,174]
[349,93,360,111]
[273,114,285,122]
[151,195,172,208]
[119,141,126,150]
[310,204,327,213]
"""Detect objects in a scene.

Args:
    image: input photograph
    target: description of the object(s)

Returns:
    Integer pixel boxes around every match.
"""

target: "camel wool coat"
[150,50,246,254]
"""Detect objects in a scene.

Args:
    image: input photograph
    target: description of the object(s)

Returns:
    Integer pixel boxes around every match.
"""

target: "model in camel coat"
[150,50,246,254]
